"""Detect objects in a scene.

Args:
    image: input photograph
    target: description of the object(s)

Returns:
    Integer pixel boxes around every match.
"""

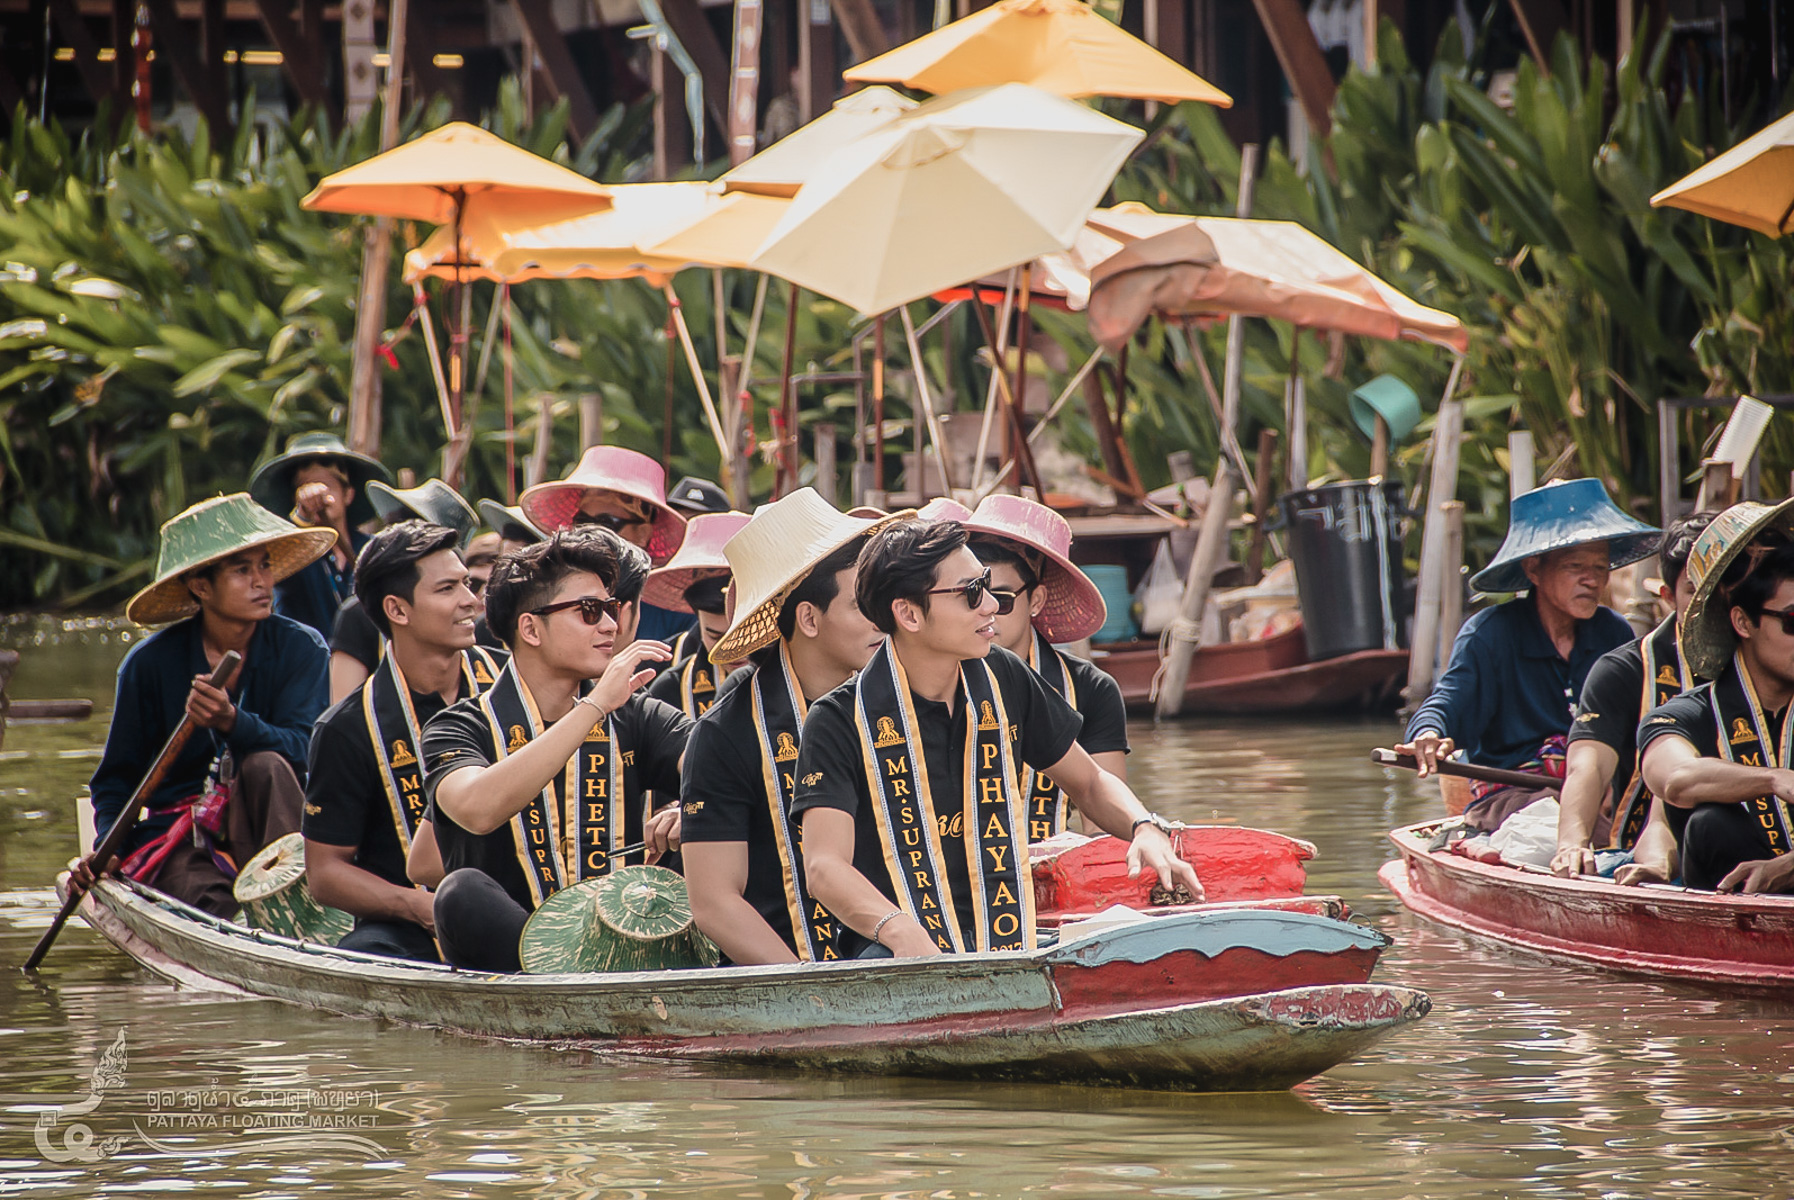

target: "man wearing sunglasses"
[1552,513,1715,883]
[302,521,505,962]
[1641,501,1794,895]
[418,529,691,972]
[1398,479,1658,834]
[790,518,1202,959]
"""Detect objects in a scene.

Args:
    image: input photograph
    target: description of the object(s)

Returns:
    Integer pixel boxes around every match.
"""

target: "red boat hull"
[1381,820,1794,991]
[1093,625,1407,714]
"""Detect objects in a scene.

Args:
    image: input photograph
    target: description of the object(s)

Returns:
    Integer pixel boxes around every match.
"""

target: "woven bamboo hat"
[1680,498,1794,679]
[917,496,973,522]
[248,431,392,527]
[963,494,1107,642]
[518,446,688,565]
[708,487,909,664]
[369,478,478,542]
[126,494,337,627]
[477,499,545,544]
[641,511,752,612]
[1469,478,1660,594]
[518,866,719,974]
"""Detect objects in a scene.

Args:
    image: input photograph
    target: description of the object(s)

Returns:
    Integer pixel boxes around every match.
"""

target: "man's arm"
[329,652,371,706]
[1614,797,1678,886]
[226,630,329,766]
[1553,739,1619,876]
[304,840,434,930]
[1643,734,1794,809]
[406,820,445,888]
[1396,621,1491,776]
[799,808,940,957]
[435,642,668,835]
[1049,745,1205,901]
[682,841,799,965]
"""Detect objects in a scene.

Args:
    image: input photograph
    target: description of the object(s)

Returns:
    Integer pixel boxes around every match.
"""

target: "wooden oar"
[23,651,240,972]
[1370,747,1564,792]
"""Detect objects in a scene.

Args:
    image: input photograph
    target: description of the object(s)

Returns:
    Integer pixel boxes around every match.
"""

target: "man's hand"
[878,915,944,958]
[69,853,119,892]
[293,481,341,529]
[1394,731,1455,778]
[1127,825,1206,902]
[644,806,681,865]
[1717,855,1794,895]
[1770,769,1794,804]
[1550,843,1599,878]
[405,887,437,934]
[187,675,236,732]
[585,640,673,716]
[1613,859,1671,887]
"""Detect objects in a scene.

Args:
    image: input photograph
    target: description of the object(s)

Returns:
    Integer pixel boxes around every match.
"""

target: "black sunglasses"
[529,596,621,625]
[573,510,649,533]
[1756,603,1794,636]
[923,569,1015,616]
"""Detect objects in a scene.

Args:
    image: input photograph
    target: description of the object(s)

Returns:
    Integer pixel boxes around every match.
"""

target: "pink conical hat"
[641,511,753,611]
[519,446,688,565]
[917,497,973,523]
[963,494,1106,643]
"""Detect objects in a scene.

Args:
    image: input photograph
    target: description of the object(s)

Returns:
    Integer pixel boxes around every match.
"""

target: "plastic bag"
[1135,540,1183,635]
[1487,797,1560,868]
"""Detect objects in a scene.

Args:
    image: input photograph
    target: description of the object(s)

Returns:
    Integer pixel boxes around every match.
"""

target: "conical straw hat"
[708,488,909,664]
[1679,498,1794,679]
[963,493,1106,642]
[641,511,753,612]
[126,494,337,627]
[518,866,719,974]
[1469,478,1660,594]
[247,431,392,527]
[519,446,688,565]
[369,478,479,542]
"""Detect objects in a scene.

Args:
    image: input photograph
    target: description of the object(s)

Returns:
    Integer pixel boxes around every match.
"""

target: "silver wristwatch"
[1130,812,1176,838]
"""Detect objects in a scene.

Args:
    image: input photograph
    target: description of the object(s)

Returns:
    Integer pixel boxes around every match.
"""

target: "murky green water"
[2,616,1792,1198]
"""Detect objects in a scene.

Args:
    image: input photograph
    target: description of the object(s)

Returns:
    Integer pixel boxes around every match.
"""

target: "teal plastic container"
[1087,565,1139,643]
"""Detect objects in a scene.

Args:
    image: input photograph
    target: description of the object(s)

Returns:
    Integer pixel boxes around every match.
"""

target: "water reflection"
[2,617,1793,1198]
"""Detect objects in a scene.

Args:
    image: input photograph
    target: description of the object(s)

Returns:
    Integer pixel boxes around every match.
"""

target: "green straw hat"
[1680,498,1794,679]
[518,866,719,975]
[248,432,392,527]
[126,494,337,627]
[477,499,545,544]
[369,478,478,542]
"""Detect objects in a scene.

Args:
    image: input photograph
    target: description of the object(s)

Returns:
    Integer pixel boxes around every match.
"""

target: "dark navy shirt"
[275,529,369,643]
[1405,594,1633,770]
[89,614,329,853]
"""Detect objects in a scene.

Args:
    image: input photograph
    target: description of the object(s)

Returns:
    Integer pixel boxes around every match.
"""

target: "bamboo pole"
[899,304,956,497]
[1438,500,1466,667]
[1245,428,1280,583]
[873,315,887,493]
[1508,430,1535,498]
[815,421,837,505]
[1403,359,1466,710]
[1219,145,1260,440]
[1155,460,1241,720]
[1370,414,1389,477]
[662,283,737,498]
[527,394,554,487]
[344,0,409,458]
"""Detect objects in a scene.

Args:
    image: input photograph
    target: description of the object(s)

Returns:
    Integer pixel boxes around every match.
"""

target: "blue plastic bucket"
[1087,564,1139,643]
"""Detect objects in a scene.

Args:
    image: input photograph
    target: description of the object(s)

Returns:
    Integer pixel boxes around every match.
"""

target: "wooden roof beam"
[141,0,231,134]
[48,0,114,104]
[829,0,889,63]
[1250,0,1335,138]
[657,0,730,140]
[511,0,600,136]
[254,0,331,111]
[1506,0,1566,67]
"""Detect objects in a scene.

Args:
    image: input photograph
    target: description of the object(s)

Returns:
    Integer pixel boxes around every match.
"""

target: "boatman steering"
[1397,479,1659,833]
[790,517,1202,959]
[1639,500,1794,894]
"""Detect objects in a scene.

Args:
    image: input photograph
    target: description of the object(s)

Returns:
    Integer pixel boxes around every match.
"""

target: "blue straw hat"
[1469,478,1661,594]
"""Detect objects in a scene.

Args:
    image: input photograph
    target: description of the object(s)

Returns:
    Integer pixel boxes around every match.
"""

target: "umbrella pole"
[663,283,737,496]
[471,277,503,402]
[966,290,1043,495]
[664,304,677,463]
[976,346,1105,504]
[728,273,770,509]
[777,282,801,497]
[899,304,956,497]
[970,272,1017,493]
[503,284,516,502]
[413,284,454,439]
[873,314,886,495]
[1011,274,1033,474]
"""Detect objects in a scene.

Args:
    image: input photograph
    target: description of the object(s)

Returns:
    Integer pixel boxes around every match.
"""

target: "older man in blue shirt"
[87,495,333,917]
[1398,479,1660,832]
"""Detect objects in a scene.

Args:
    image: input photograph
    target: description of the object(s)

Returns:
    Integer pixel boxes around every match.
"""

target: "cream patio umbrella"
[842,0,1231,107]
[1650,108,1794,237]
[719,86,918,198]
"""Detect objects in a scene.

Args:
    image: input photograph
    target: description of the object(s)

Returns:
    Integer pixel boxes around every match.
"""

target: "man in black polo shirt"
[681,490,898,964]
[419,529,690,972]
[792,519,1201,959]
[1641,501,1794,894]
[302,521,505,962]
[1555,512,1715,881]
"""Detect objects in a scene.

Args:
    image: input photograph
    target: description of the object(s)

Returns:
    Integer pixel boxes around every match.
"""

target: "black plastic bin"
[1276,480,1408,661]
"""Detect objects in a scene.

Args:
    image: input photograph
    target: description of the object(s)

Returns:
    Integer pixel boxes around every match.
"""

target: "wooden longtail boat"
[69,873,1427,1091]
[1380,819,1794,992]
[1094,624,1408,715]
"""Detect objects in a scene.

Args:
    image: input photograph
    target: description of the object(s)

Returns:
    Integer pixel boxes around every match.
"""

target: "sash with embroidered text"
[678,653,721,719]
[1608,618,1689,849]
[1712,652,1794,857]
[852,642,1035,953]
[477,661,623,906]
[750,644,843,960]
[364,646,504,855]
[1022,631,1077,842]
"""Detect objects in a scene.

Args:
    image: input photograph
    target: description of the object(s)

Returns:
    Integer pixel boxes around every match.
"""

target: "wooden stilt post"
[528,394,554,487]
[1245,428,1279,583]
[344,0,407,459]
[1155,460,1241,720]
[1438,500,1466,668]
[1508,430,1535,498]
[579,393,604,450]
[1695,458,1735,511]
[1370,414,1389,478]
[816,422,837,506]
[1403,386,1465,711]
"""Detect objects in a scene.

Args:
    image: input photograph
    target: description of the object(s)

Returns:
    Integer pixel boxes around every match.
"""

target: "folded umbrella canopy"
[720,86,918,198]
[1086,215,1469,351]
[751,83,1144,316]
[1650,109,1794,237]
[842,0,1231,107]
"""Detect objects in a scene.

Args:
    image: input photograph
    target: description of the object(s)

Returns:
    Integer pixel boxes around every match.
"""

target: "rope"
[1147,617,1204,703]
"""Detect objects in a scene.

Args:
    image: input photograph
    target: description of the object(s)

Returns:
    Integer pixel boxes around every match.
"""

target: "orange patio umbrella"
[1650,108,1794,237]
[842,0,1231,107]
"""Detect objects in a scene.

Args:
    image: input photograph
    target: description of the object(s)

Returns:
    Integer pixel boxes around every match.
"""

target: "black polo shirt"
[1638,681,1788,842]
[420,691,691,911]
[1059,650,1129,757]
[1567,640,1651,804]
[790,644,1082,955]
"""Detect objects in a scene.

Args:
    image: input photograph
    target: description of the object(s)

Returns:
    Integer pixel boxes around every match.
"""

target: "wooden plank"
[1402,396,1463,709]
[1150,0,1187,65]
[253,0,330,110]
[109,0,133,112]
[1506,0,1566,66]
[1249,0,1335,137]
[141,0,229,133]
[658,0,731,137]
[1155,460,1241,720]
[796,0,835,122]
[47,0,112,104]
[726,0,763,165]
[651,45,692,174]
[829,0,890,62]
[510,0,599,135]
